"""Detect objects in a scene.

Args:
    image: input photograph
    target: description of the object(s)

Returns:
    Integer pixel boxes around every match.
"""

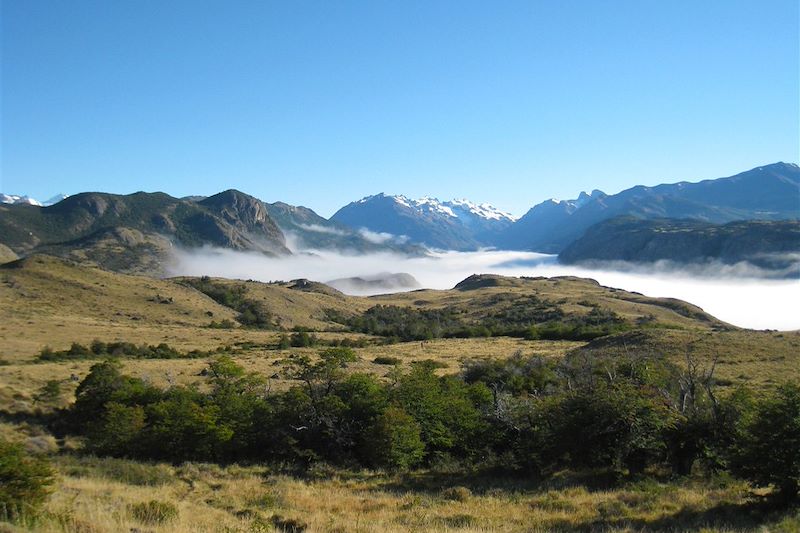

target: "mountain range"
[502,162,800,253]
[333,163,799,253]
[1,162,798,274]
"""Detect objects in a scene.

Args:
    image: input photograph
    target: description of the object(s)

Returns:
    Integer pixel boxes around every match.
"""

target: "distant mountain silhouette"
[502,162,800,252]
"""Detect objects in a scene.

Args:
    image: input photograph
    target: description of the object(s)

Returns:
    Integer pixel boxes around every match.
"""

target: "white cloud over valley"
[168,248,800,331]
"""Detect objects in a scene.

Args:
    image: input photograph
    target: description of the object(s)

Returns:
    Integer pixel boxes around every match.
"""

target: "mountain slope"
[504,163,800,253]
[265,201,426,254]
[0,190,289,273]
[331,194,515,250]
[559,217,800,276]
[498,190,606,252]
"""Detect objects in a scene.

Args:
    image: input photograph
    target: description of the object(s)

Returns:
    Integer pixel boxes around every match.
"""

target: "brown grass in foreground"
[3,457,795,533]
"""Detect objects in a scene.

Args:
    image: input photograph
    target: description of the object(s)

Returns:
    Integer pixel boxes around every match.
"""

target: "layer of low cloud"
[296,223,348,236]
[168,248,800,331]
[357,228,408,244]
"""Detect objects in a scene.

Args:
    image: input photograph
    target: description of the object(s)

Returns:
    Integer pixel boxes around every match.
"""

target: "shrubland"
[45,348,800,499]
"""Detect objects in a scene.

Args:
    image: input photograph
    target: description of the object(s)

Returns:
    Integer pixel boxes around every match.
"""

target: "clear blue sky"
[2,0,798,217]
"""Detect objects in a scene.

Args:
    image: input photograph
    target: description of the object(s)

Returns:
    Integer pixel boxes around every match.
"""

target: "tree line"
[57,348,799,502]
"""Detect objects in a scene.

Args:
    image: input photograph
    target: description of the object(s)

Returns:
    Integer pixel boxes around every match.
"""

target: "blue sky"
[2,0,798,217]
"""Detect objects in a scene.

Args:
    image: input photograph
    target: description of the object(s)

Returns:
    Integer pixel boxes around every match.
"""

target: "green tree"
[732,383,800,502]
[144,388,233,462]
[0,438,55,521]
[365,407,424,470]
[547,382,675,473]
[277,334,292,349]
[86,402,146,456]
[391,362,490,460]
[72,361,159,428]
[206,356,267,459]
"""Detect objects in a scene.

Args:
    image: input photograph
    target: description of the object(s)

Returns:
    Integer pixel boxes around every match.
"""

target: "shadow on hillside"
[0,408,72,437]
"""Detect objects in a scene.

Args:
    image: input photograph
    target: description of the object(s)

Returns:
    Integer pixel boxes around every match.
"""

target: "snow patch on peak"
[416,197,456,217]
[351,193,516,222]
[0,193,43,206]
[392,195,412,209]
[446,198,517,221]
[44,194,69,206]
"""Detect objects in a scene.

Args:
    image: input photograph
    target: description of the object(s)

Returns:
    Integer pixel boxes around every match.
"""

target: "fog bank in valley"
[168,248,800,331]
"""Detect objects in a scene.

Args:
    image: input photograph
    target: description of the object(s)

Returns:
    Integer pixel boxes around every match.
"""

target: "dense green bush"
[346,303,629,342]
[65,346,797,502]
[349,305,465,341]
[290,331,319,347]
[38,341,204,362]
[373,356,401,365]
[545,382,676,473]
[0,438,55,521]
[365,407,424,470]
[731,383,800,501]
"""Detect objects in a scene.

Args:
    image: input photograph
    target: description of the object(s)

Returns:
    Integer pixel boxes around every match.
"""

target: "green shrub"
[373,356,401,365]
[128,500,178,524]
[290,331,319,347]
[0,438,55,521]
[732,383,800,502]
[277,334,292,349]
[365,407,425,470]
[181,278,273,329]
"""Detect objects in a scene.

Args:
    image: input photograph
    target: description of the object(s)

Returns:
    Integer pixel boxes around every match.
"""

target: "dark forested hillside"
[559,217,800,275]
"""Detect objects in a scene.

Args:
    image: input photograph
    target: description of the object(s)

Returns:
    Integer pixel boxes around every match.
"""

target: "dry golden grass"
[6,458,793,533]
[572,329,800,389]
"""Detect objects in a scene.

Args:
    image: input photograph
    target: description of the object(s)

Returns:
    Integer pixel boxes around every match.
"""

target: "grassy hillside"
[1,255,798,532]
[0,256,730,361]
[0,190,289,274]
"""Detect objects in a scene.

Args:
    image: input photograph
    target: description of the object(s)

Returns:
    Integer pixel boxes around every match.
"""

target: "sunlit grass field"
[4,457,795,533]
[1,256,798,532]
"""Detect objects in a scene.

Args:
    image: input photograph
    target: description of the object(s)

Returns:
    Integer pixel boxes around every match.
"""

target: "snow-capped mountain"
[1,193,43,206]
[332,194,516,250]
[44,194,69,206]
[0,193,69,206]
[499,162,800,253]
[352,194,516,223]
